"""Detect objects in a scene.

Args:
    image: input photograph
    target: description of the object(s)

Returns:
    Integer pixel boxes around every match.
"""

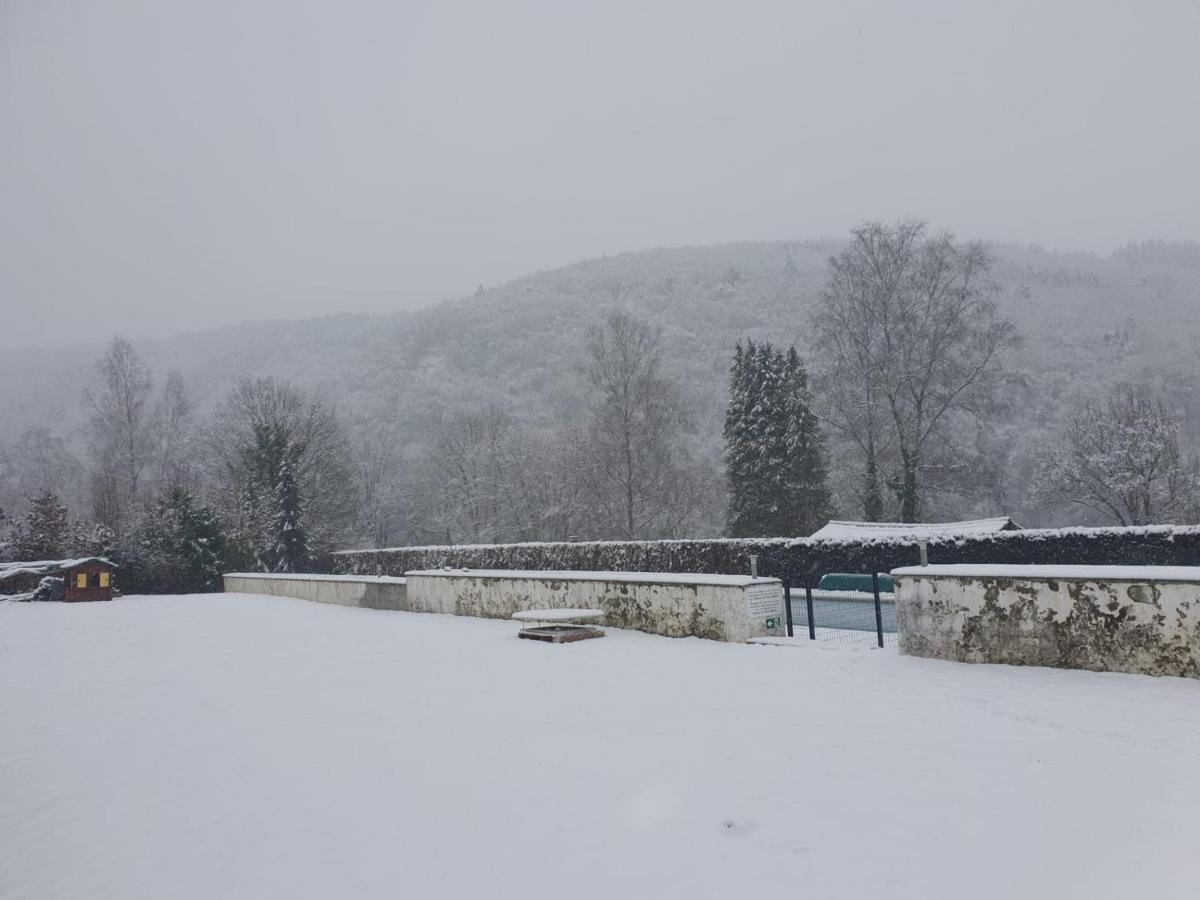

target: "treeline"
[3,221,1199,593]
[0,312,721,589]
[0,346,358,591]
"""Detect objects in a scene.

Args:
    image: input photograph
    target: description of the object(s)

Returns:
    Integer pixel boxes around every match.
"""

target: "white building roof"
[809,517,1019,541]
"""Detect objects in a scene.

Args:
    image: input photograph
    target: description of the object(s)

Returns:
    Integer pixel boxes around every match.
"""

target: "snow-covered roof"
[809,518,1019,541]
[891,564,1200,583]
[0,557,116,583]
[405,569,780,587]
[224,572,408,585]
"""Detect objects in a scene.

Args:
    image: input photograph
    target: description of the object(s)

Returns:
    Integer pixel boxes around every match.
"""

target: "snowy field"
[2,595,1198,899]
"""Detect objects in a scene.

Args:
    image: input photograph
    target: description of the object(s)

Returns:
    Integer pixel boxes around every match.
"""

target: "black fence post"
[783,578,794,638]
[872,571,884,649]
[805,582,816,641]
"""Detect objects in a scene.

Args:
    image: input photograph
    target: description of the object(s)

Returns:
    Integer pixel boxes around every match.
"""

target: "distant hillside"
[3,238,1199,526]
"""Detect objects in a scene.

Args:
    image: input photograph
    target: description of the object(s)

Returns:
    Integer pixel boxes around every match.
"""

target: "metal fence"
[782,574,898,648]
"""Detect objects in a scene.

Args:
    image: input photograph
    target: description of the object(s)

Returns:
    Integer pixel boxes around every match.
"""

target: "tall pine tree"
[272,452,309,573]
[15,491,71,560]
[723,341,830,537]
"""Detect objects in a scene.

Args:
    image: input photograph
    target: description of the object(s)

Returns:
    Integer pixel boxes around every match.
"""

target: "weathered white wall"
[223,573,408,611]
[893,564,1200,678]
[405,570,785,642]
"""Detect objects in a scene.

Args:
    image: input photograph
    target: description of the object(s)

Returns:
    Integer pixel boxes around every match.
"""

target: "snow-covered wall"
[222,573,408,611]
[404,570,787,642]
[331,525,1200,585]
[892,565,1200,678]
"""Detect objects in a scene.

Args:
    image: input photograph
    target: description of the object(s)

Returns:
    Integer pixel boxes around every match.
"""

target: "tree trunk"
[862,447,883,521]
[897,456,920,523]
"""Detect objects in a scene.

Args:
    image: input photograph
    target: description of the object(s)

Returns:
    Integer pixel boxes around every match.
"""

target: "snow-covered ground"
[2,594,1198,900]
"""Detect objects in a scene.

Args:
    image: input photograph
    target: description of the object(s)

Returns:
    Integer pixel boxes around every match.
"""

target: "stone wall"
[223,573,408,611]
[330,525,1200,585]
[893,564,1200,678]
[405,570,786,642]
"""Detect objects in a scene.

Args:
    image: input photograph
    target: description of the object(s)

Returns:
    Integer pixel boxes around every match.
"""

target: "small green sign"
[765,618,778,629]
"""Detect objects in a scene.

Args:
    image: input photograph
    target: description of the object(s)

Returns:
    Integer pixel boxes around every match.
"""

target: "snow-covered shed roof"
[808,518,1020,541]
[0,557,116,584]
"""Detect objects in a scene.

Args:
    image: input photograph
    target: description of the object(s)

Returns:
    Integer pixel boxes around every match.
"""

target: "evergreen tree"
[0,506,13,559]
[140,487,230,592]
[272,452,309,573]
[723,341,764,534]
[778,347,831,531]
[723,342,830,536]
[15,491,70,560]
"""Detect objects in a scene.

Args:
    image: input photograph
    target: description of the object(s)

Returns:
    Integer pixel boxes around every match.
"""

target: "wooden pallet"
[518,625,606,643]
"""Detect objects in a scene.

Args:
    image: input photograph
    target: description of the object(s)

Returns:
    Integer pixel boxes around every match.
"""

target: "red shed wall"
[63,564,115,602]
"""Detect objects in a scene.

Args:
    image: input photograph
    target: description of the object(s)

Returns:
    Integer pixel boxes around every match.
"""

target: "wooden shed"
[0,557,117,602]
[62,558,117,602]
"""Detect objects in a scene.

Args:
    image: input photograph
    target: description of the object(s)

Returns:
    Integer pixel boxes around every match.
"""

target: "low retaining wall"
[223,573,408,611]
[405,569,786,642]
[892,565,1200,678]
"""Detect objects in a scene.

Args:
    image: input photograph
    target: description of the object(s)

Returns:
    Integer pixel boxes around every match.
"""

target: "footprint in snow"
[720,818,756,837]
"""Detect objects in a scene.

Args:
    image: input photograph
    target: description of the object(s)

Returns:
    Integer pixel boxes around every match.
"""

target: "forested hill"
[4,238,1200,526]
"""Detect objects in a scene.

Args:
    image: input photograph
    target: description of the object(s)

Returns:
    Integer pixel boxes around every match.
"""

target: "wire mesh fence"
[783,577,898,648]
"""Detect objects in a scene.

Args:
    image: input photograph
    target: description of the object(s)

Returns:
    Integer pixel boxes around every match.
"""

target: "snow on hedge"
[337,523,1200,556]
[331,524,1200,583]
[2,595,1198,899]
[224,572,408,585]
[405,569,778,586]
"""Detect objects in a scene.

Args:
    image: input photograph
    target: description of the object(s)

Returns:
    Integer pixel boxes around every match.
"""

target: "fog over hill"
[3,237,1200,533]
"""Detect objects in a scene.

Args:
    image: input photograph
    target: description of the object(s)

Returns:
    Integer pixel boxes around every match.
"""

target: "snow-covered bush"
[30,576,64,602]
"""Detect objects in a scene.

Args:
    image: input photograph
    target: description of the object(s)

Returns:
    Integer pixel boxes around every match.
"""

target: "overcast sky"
[2,0,1198,349]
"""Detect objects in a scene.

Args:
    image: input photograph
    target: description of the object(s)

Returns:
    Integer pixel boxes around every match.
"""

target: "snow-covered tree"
[84,337,154,536]
[272,453,310,573]
[151,370,195,492]
[724,341,829,537]
[0,506,15,561]
[414,407,584,545]
[1032,387,1200,525]
[209,377,356,565]
[15,490,70,560]
[573,311,703,540]
[138,487,230,592]
[355,431,409,548]
[812,221,1017,522]
[0,428,87,517]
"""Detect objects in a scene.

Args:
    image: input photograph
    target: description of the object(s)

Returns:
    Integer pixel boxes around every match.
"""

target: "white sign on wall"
[745,583,784,620]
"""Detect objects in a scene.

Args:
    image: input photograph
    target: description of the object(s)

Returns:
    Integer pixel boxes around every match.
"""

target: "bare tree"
[1032,387,1200,525]
[0,428,87,516]
[151,370,195,492]
[84,336,154,534]
[424,406,511,544]
[573,311,702,539]
[354,431,409,548]
[812,221,1017,522]
[416,407,581,544]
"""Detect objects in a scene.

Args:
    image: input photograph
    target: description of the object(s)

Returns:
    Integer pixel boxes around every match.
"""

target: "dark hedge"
[329,525,1200,586]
